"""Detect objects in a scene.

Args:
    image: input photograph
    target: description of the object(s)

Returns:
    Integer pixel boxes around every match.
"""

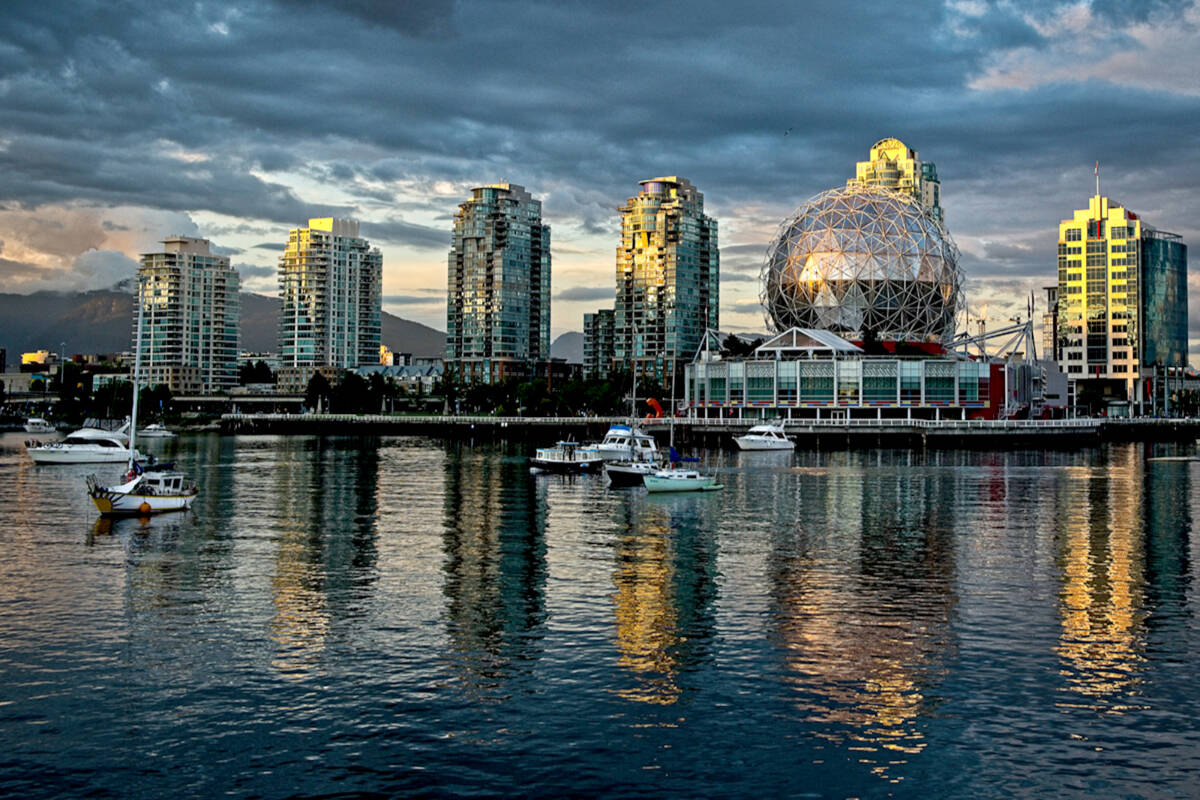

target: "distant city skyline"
[1,1,1197,365]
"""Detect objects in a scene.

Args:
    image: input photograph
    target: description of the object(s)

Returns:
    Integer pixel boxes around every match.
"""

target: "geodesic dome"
[760,185,963,341]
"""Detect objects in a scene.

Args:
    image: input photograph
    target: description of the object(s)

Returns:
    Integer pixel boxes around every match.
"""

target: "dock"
[219,413,1200,447]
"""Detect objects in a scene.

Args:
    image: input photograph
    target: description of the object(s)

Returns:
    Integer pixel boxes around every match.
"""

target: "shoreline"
[217,413,1200,448]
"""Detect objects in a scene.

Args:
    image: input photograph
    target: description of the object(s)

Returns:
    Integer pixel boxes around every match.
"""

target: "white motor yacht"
[23,417,57,434]
[26,426,140,464]
[592,424,659,462]
[734,422,795,451]
[138,423,177,438]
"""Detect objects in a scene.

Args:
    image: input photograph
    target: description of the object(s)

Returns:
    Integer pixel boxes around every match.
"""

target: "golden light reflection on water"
[269,451,331,678]
[1055,449,1147,710]
[771,462,957,783]
[612,501,681,705]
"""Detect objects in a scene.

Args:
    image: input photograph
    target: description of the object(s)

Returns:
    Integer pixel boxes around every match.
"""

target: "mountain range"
[0,289,446,359]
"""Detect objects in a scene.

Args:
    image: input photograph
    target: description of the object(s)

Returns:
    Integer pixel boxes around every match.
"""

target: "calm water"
[1,432,1199,798]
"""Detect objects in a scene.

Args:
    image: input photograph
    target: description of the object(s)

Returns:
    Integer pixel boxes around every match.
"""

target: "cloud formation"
[0,0,1196,360]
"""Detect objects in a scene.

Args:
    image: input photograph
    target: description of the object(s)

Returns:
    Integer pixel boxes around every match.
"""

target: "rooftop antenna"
[1094,161,1100,197]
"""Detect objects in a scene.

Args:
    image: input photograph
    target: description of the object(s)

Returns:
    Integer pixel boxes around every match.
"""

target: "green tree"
[305,372,332,412]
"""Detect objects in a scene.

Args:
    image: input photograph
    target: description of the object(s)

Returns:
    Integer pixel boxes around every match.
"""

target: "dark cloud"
[0,0,1197,360]
[555,287,614,302]
[252,242,286,251]
[720,272,759,284]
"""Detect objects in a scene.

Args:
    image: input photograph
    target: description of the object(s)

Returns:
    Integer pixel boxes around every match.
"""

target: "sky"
[1,0,1198,363]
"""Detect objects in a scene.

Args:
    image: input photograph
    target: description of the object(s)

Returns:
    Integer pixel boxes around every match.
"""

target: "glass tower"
[278,218,382,370]
[136,236,240,395]
[583,309,615,379]
[614,177,718,383]
[446,183,551,384]
[1053,194,1187,402]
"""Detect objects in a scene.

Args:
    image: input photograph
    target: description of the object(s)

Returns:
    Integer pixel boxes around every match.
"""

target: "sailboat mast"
[128,276,144,470]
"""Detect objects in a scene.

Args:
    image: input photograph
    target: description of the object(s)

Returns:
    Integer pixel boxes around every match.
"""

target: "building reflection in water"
[770,450,956,782]
[270,437,380,677]
[610,494,719,706]
[440,443,547,701]
[1054,446,1150,709]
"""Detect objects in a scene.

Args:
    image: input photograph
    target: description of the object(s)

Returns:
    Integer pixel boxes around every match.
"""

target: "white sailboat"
[87,281,198,517]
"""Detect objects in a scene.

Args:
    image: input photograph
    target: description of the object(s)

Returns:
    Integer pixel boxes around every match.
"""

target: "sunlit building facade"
[614,177,718,383]
[446,183,551,384]
[583,309,615,379]
[136,236,240,395]
[278,218,382,373]
[848,137,943,222]
[1052,195,1187,405]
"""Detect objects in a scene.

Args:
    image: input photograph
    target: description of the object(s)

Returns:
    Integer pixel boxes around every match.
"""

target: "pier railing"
[221,413,1110,430]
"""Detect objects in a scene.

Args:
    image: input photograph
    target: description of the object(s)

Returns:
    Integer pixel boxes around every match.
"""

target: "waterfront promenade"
[220,412,1200,446]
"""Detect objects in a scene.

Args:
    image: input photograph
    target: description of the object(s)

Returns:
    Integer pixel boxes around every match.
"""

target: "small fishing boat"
[734,421,794,451]
[644,466,723,493]
[87,464,198,516]
[23,417,57,434]
[530,440,603,473]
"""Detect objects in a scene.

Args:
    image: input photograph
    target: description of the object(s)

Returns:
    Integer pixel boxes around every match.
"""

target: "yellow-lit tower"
[848,138,943,221]
[1052,192,1187,410]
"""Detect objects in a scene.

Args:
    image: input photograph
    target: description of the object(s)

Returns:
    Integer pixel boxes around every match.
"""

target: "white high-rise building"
[278,218,383,377]
[136,236,240,395]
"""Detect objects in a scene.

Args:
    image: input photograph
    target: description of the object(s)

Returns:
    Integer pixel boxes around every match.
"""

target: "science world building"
[685,139,1017,420]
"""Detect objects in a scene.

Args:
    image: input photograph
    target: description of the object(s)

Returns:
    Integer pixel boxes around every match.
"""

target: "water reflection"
[770,454,957,781]
[611,494,719,705]
[269,438,380,677]
[441,444,547,701]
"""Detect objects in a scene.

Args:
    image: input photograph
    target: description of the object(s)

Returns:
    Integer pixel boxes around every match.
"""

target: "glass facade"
[1053,195,1188,396]
[136,236,240,395]
[614,177,718,382]
[686,357,989,412]
[278,218,382,370]
[446,184,550,384]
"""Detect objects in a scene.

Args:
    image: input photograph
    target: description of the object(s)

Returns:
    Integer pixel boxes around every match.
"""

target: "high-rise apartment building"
[848,137,943,221]
[278,218,382,376]
[583,309,615,379]
[135,236,239,395]
[1052,194,1187,405]
[446,183,550,384]
[614,177,718,383]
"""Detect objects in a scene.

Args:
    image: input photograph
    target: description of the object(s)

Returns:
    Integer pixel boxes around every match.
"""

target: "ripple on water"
[0,435,1198,797]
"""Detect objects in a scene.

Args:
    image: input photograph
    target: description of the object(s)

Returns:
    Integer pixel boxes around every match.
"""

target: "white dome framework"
[760,185,963,341]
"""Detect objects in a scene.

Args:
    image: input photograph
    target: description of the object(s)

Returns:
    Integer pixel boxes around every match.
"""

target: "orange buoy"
[139,502,152,514]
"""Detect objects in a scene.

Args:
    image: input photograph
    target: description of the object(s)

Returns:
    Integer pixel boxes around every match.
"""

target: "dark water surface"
[2,433,1199,798]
